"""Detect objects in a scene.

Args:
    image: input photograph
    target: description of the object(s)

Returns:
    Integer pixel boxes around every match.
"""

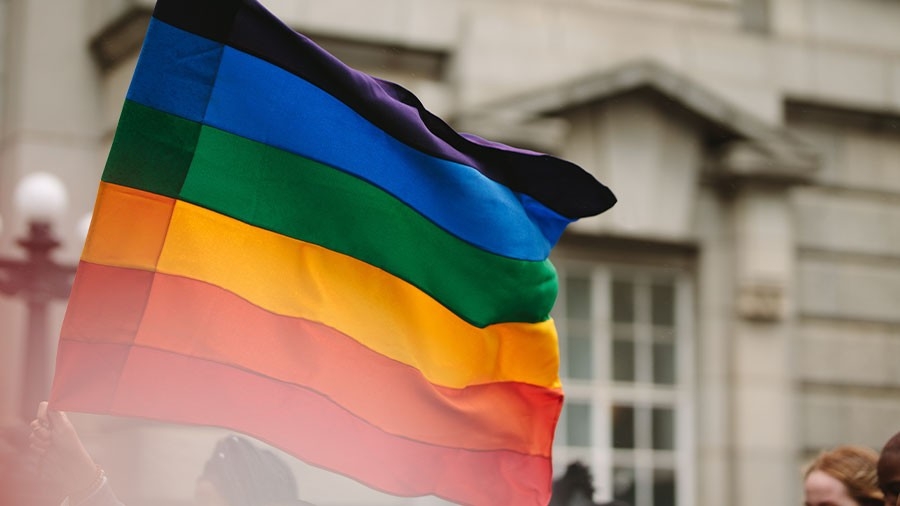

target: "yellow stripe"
[83,183,562,389]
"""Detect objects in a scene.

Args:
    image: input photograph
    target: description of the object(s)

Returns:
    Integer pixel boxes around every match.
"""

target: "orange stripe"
[82,183,173,268]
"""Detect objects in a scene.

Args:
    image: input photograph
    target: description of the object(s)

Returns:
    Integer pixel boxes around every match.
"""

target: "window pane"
[612,339,635,382]
[651,281,675,326]
[654,469,676,506]
[612,278,634,323]
[613,467,637,506]
[652,408,675,450]
[554,408,564,447]
[566,402,592,447]
[652,341,676,385]
[566,276,591,320]
[611,405,635,449]
[567,328,593,380]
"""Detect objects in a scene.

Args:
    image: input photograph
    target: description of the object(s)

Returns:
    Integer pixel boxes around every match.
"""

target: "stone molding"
[457,59,820,185]
[736,281,785,322]
[88,1,152,71]
[708,140,818,187]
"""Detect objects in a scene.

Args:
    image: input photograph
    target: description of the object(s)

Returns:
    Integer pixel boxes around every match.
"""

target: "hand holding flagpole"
[29,401,103,504]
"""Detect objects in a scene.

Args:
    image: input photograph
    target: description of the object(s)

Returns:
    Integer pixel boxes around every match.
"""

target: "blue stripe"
[127,19,569,261]
[125,21,223,123]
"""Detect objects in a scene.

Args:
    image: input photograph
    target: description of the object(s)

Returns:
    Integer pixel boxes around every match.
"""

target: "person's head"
[804,445,883,506]
[878,432,900,506]
[195,435,298,506]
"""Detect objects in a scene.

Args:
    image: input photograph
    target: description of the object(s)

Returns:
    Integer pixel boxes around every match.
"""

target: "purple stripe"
[151,0,616,219]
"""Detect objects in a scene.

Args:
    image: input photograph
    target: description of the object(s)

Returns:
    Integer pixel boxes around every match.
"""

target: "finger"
[29,433,51,449]
[31,422,51,436]
[29,428,51,445]
[29,432,48,445]
[36,401,49,427]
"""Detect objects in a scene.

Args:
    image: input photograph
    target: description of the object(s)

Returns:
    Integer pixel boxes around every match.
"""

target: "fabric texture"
[49,1,616,505]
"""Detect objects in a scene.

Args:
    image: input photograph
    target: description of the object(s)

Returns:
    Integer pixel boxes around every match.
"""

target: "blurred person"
[197,434,311,506]
[550,461,630,506]
[30,402,313,506]
[878,431,900,506]
[804,445,883,506]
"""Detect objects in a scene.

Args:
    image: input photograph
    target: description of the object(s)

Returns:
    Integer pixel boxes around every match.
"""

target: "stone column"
[713,140,817,506]
[730,181,796,506]
[694,185,736,506]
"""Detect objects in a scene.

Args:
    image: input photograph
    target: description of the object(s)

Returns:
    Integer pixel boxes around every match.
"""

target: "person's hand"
[29,401,101,501]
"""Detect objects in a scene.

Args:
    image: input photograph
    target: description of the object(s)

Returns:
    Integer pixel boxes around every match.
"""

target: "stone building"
[2,0,900,505]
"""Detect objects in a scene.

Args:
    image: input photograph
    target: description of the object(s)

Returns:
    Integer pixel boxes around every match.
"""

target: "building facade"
[2,0,900,505]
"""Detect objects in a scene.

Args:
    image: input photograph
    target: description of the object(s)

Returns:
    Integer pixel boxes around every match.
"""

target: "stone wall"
[792,112,900,455]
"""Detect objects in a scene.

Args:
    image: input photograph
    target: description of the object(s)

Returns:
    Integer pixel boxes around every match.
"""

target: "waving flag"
[49,0,615,504]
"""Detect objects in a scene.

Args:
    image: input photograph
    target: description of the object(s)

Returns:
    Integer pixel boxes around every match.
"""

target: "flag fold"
[50,1,616,505]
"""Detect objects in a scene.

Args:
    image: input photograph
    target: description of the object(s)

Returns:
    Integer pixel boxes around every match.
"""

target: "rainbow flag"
[49,0,615,504]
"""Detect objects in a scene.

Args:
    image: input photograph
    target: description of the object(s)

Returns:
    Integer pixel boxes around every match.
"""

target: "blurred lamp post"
[0,173,78,420]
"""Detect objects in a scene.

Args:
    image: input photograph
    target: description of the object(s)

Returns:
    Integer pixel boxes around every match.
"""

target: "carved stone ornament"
[736,282,785,322]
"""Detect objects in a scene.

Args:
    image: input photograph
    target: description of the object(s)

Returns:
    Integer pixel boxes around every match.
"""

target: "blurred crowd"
[2,402,900,506]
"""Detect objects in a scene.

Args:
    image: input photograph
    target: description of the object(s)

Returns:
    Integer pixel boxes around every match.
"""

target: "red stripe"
[51,340,552,506]
[57,261,561,457]
[59,261,153,345]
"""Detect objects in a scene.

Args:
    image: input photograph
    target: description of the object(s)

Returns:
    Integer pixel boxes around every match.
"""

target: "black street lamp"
[0,173,79,420]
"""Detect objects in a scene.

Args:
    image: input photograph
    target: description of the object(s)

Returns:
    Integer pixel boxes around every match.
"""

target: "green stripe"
[102,101,200,198]
[102,101,558,327]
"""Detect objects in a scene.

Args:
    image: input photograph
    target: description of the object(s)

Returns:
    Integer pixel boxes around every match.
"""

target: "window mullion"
[593,267,613,502]
[676,273,697,506]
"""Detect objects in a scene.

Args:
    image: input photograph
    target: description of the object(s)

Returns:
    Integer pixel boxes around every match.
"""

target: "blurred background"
[2,0,900,505]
